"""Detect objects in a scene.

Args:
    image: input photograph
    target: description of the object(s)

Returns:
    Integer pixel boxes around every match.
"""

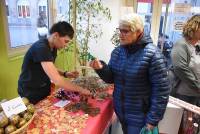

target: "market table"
[27,87,114,134]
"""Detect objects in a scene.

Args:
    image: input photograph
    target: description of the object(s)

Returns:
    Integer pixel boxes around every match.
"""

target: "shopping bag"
[140,126,159,134]
[37,27,48,36]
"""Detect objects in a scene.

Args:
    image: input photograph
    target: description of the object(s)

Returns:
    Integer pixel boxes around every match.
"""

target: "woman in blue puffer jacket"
[90,13,170,134]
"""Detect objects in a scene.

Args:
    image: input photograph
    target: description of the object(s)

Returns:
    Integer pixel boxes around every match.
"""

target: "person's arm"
[146,49,170,127]
[171,42,200,91]
[96,60,114,83]
[41,61,90,95]
[89,49,119,84]
[90,59,114,83]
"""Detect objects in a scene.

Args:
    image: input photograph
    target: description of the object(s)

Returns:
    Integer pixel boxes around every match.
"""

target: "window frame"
[1,0,53,58]
[6,5,9,16]
[133,0,163,44]
[1,0,27,57]
[3,0,69,58]
[125,0,163,44]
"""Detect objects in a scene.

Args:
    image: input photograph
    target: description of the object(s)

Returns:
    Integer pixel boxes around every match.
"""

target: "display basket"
[11,112,36,134]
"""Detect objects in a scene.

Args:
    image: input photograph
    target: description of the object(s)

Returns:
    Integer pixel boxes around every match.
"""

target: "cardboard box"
[158,102,184,134]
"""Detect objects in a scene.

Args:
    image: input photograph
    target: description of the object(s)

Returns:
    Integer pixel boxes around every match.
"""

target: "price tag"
[1,97,27,117]
[54,100,71,108]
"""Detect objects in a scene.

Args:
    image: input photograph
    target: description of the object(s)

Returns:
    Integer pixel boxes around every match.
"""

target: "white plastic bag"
[37,27,48,36]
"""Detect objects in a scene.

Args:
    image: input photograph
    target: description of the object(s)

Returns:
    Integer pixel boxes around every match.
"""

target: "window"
[38,0,47,16]
[17,0,30,18]
[3,0,49,57]
[3,0,70,57]
[159,0,200,43]
[55,0,70,22]
[137,1,153,37]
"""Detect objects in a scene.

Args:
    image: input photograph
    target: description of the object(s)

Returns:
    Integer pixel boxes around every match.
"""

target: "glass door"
[158,0,200,66]
[136,0,153,37]
[160,0,200,44]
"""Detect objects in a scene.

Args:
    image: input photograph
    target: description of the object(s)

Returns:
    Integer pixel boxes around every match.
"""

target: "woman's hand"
[79,88,91,96]
[146,123,155,131]
[89,59,103,70]
[65,71,79,78]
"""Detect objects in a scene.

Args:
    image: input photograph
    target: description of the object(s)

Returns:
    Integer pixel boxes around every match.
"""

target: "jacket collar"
[121,34,153,54]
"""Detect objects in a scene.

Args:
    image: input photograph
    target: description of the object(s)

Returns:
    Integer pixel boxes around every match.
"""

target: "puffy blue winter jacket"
[96,35,170,127]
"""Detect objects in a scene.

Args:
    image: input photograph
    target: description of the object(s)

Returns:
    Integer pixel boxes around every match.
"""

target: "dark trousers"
[38,34,47,39]
[119,118,144,134]
[121,123,143,134]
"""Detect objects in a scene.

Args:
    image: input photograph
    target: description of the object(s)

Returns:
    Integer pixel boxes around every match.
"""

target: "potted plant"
[73,0,112,76]
[110,29,120,48]
[58,0,112,76]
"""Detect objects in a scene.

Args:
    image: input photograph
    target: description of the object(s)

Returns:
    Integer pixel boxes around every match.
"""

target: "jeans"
[121,124,143,134]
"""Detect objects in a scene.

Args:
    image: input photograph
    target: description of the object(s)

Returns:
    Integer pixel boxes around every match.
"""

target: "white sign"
[1,97,27,117]
[174,3,191,13]
[54,100,71,108]
[173,20,185,31]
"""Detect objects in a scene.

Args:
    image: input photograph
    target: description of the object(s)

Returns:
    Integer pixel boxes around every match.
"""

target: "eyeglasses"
[116,28,132,35]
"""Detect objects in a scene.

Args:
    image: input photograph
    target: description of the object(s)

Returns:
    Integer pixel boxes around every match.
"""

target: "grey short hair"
[119,13,144,32]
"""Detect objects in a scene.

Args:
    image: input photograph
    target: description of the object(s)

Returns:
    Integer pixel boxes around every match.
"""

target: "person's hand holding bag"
[140,125,159,134]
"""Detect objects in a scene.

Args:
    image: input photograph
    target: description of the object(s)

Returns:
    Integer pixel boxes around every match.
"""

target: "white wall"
[88,0,122,63]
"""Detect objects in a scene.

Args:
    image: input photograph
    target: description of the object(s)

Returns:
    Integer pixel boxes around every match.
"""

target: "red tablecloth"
[27,88,114,134]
